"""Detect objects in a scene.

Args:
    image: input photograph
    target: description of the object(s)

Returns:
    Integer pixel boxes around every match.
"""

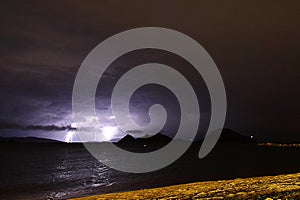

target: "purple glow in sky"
[0,1,299,142]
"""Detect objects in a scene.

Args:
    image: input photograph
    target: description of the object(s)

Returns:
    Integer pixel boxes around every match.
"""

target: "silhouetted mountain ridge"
[116,129,256,146]
[117,129,255,143]
[117,133,171,144]
[217,128,256,144]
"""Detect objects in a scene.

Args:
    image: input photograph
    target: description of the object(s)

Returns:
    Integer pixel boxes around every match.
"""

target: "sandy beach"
[72,173,300,200]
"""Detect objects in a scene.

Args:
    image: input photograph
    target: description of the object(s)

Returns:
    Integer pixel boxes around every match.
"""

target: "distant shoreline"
[259,143,300,148]
[72,173,300,200]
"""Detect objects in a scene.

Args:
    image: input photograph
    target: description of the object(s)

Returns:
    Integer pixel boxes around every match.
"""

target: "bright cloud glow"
[101,126,118,141]
[108,115,116,120]
[65,130,74,143]
[65,122,76,143]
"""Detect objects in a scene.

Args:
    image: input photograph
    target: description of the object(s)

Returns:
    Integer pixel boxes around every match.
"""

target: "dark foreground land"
[73,172,300,200]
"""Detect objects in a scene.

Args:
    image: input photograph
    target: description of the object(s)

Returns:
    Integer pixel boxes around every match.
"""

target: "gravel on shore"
[72,173,300,200]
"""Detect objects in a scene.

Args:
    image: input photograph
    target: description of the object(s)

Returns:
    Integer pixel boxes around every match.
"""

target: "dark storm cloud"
[0,119,75,131]
[0,0,299,141]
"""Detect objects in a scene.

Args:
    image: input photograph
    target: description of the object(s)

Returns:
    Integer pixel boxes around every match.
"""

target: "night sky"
[0,1,299,142]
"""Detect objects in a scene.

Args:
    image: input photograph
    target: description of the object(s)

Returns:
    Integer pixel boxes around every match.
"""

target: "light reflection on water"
[0,144,120,200]
[2,142,300,200]
[45,147,117,199]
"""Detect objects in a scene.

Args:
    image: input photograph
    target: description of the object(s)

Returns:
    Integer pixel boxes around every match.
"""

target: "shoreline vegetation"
[259,143,300,148]
[72,173,300,200]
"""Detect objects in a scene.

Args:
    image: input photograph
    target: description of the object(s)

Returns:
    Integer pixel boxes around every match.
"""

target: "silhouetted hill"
[117,133,171,144]
[218,128,256,144]
[117,129,255,145]
[116,134,136,144]
[137,133,172,143]
[115,133,172,152]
